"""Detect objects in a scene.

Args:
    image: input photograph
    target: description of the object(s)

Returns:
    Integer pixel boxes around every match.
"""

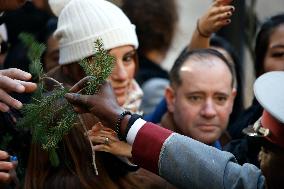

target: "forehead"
[178,56,232,91]
[109,45,135,55]
[268,24,284,48]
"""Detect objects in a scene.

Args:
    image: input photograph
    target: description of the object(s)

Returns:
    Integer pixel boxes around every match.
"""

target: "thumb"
[64,93,87,107]
[64,93,89,113]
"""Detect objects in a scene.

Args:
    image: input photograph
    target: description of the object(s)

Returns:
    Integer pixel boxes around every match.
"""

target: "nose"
[112,60,128,81]
[200,99,217,119]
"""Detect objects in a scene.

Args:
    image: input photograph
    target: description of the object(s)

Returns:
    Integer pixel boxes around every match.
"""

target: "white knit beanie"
[54,0,139,65]
[48,0,71,17]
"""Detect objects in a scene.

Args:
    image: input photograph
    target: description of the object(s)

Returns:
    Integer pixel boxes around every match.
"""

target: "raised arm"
[188,0,235,50]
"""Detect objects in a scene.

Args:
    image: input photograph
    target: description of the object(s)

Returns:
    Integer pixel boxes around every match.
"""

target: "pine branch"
[79,38,114,95]
[18,35,114,168]
[19,33,45,80]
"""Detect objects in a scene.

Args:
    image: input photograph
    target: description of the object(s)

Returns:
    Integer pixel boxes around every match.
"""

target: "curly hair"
[122,0,178,55]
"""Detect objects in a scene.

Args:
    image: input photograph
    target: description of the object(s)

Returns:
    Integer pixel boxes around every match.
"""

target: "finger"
[0,172,11,183]
[0,151,9,160]
[0,76,25,93]
[0,102,10,112]
[95,130,118,139]
[91,122,104,132]
[101,127,117,134]
[73,106,88,114]
[15,80,37,93]
[64,93,89,109]
[89,135,106,144]
[69,76,94,93]
[0,89,23,110]
[215,11,233,22]
[0,161,13,171]
[0,68,32,81]
[211,6,235,16]
[93,144,110,153]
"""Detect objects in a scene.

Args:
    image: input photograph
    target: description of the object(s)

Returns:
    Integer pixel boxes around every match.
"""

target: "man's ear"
[229,87,237,113]
[165,86,175,113]
[231,87,237,101]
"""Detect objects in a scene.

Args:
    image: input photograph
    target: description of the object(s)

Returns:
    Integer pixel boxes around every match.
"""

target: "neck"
[160,112,181,133]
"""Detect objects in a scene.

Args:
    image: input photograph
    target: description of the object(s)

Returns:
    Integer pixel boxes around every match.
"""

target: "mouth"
[197,124,218,132]
[113,86,127,95]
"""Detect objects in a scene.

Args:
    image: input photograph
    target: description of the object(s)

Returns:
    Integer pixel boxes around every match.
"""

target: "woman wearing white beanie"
[50,0,142,113]
[24,0,172,188]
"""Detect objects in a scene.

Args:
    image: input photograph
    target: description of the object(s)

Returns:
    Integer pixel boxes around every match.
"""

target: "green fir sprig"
[18,34,114,167]
[79,38,114,94]
[19,33,45,80]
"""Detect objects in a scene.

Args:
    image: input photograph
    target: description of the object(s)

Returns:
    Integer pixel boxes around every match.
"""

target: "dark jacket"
[224,98,263,167]
[135,54,168,86]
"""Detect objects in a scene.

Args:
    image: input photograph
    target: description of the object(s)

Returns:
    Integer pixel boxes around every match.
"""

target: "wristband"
[197,19,210,38]
[124,114,143,140]
[115,111,132,140]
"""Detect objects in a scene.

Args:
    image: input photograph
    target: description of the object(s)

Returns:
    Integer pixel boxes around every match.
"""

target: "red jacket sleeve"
[131,122,173,174]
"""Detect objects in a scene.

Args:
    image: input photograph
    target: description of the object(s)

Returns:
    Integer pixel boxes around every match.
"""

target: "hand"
[0,150,14,183]
[198,0,235,37]
[65,77,124,129]
[88,122,132,158]
[0,68,37,112]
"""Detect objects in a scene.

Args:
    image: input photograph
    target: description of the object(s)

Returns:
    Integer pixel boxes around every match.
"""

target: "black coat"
[224,98,263,167]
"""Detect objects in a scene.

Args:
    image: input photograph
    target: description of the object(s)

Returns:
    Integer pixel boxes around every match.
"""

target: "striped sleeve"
[127,121,173,174]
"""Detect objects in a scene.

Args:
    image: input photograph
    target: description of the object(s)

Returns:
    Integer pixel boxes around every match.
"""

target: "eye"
[188,95,203,103]
[214,96,228,105]
[271,52,284,58]
[123,52,135,65]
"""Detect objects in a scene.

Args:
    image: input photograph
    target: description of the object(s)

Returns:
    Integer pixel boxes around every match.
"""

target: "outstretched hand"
[0,150,15,183]
[65,76,124,129]
[198,0,235,37]
[0,68,37,112]
[88,122,132,158]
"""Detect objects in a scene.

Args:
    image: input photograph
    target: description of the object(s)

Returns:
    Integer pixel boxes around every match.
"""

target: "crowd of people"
[0,0,284,189]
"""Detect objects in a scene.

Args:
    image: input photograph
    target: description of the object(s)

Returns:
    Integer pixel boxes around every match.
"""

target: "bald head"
[170,48,235,88]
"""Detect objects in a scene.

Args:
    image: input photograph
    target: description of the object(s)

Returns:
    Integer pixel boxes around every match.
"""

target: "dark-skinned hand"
[64,76,124,130]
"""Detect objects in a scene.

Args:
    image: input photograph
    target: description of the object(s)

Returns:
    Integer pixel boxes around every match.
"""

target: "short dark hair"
[170,48,235,88]
[255,13,284,77]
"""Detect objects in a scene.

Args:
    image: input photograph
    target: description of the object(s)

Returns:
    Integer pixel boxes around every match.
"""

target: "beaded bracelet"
[115,110,132,140]
[196,19,210,38]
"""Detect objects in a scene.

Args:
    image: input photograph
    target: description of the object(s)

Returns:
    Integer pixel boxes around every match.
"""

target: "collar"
[212,140,222,150]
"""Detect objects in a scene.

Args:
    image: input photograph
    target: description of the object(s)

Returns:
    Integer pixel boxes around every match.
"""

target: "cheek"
[174,100,197,124]
[126,64,136,79]
[263,57,284,72]
[217,104,232,124]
